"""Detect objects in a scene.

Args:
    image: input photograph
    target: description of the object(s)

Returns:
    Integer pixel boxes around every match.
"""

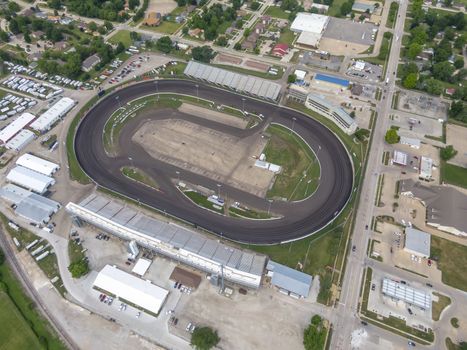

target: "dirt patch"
[215,54,243,65]
[318,38,369,56]
[245,60,271,72]
[147,0,177,15]
[132,119,274,197]
[178,103,248,129]
[446,124,467,168]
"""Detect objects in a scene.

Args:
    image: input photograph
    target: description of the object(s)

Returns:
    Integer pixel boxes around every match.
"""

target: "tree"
[115,41,125,53]
[410,25,428,45]
[350,111,356,118]
[24,31,31,43]
[0,30,9,43]
[407,43,422,60]
[287,74,297,84]
[156,36,173,53]
[432,61,455,82]
[130,31,141,41]
[88,21,98,32]
[8,1,21,12]
[449,101,467,122]
[104,20,114,31]
[215,36,228,47]
[359,14,366,22]
[423,78,443,95]
[250,1,260,10]
[354,128,370,141]
[68,259,89,278]
[0,247,4,265]
[177,0,187,6]
[303,315,327,350]
[454,57,464,70]
[340,1,352,16]
[9,18,19,35]
[440,145,458,161]
[403,73,418,89]
[129,0,140,10]
[434,39,452,63]
[192,45,215,63]
[385,128,399,144]
[190,327,220,350]
[454,35,466,50]
[234,42,241,50]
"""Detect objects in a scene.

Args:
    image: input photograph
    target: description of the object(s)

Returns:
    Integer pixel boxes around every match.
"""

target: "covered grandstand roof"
[184,60,281,101]
[382,278,431,309]
[75,194,267,277]
[94,265,168,315]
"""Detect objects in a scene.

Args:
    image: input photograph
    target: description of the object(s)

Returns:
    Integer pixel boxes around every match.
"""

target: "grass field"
[108,30,132,48]
[183,190,224,214]
[264,6,290,19]
[122,167,158,188]
[264,124,320,201]
[328,0,348,17]
[0,291,43,350]
[0,264,66,350]
[278,28,296,46]
[143,21,183,34]
[440,161,467,189]
[386,2,399,29]
[432,293,451,321]
[431,236,467,291]
[229,206,272,219]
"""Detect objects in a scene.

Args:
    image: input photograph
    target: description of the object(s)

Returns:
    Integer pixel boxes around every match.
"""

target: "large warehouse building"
[30,97,76,132]
[305,93,357,134]
[0,112,36,144]
[16,153,59,176]
[291,13,329,49]
[404,227,431,258]
[94,265,168,315]
[184,60,281,101]
[66,195,267,289]
[6,166,55,194]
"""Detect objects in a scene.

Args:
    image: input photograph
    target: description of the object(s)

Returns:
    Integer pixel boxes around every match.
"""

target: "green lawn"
[143,21,183,34]
[440,161,467,189]
[0,292,43,350]
[170,6,186,16]
[108,30,132,48]
[432,293,451,321]
[264,6,290,19]
[229,206,272,219]
[183,190,224,214]
[0,264,66,350]
[328,0,348,17]
[386,2,399,29]
[68,239,86,265]
[264,124,320,201]
[278,27,296,46]
[431,236,467,292]
[121,167,158,188]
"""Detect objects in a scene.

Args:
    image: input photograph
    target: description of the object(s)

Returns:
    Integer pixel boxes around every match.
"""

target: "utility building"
[30,97,75,132]
[16,153,59,176]
[6,166,55,194]
[0,112,36,144]
[404,227,431,258]
[266,261,313,298]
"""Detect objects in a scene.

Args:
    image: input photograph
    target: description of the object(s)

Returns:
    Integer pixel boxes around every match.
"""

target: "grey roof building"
[400,180,467,237]
[82,54,101,72]
[0,184,61,224]
[404,227,431,258]
[183,60,281,101]
[266,261,313,298]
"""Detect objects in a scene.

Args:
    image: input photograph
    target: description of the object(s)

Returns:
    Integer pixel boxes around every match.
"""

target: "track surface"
[75,80,353,244]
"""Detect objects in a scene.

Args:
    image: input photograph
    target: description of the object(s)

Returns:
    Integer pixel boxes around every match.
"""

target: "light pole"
[216,184,221,198]
[175,170,180,184]
[291,117,297,134]
[267,199,273,215]
[242,97,246,113]
[155,81,159,101]
[116,95,122,109]
[195,84,199,101]
[128,156,133,168]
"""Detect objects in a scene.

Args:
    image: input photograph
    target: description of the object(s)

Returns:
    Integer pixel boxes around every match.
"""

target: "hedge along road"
[74,79,353,244]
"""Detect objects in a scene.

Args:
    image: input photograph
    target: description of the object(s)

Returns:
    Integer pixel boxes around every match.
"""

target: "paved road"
[74,79,354,244]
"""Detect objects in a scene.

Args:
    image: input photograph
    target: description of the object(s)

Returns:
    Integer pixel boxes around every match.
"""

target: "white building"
[392,150,408,166]
[132,258,152,277]
[6,166,55,194]
[66,195,267,289]
[419,156,433,180]
[30,97,76,132]
[0,112,36,144]
[305,93,357,135]
[382,278,431,310]
[296,31,323,49]
[5,129,35,151]
[404,227,431,258]
[16,153,60,176]
[291,13,329,34]
[93,265,168,315]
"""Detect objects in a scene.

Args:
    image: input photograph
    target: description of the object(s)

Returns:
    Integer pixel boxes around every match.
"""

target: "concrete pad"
[446,124,467,168]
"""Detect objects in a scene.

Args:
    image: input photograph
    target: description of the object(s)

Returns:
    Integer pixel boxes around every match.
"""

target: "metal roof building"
[94,265,168,315]
[314,74,350,88]
[393,150,408,166]
[382,278,431,310]
[419,156,433,180]
[30,97,75,132]
[184,60,281,101]
[5,129,35,151]
[399,179,467,237]
[266,261,313,298]
[0,112,36,144]
[290,13,329,34]
[131,258,152,277]
[404,227,431,258]
[400,136,421,149]
[6,166,55,194]
[0,184,60,224]
[66,194,267,289]
[16,153,59,176]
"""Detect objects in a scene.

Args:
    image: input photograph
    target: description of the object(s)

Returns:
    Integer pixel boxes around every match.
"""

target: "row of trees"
[9,16,63,42]
[187,4,237,41]
[67,0,129,22]
[303,315,327,350]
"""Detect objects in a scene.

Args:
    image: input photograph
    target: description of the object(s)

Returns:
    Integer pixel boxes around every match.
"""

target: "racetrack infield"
[74,80,354,244]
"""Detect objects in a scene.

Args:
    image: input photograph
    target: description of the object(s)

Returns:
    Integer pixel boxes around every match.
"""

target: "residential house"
[31,30,44,39]
[271,43,289,57]
[261,15,271,25]
[81,54,101,72]
[54,41,68,50]
[143,12,161,26]
[189,28,204,39]
[255,22,266,35]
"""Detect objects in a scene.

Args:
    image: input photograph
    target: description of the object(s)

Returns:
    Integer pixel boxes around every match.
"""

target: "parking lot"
[299,52,342,72]
[347,60,382,83]
[390,112,443,139]
[397,91,449,120]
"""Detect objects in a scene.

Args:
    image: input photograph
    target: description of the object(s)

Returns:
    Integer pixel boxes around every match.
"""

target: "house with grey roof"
[81,54,101,72]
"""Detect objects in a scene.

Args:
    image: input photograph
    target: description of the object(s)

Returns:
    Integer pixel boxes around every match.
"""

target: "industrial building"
[0,112,36,144]
[305,93,357,134]
[404,227,431,258]
[291,13,329,49]
[296,31,323,49]
[5,129,35,151]
[30,97,76,132]
[400,179,467,236]
[400,136,421,149]
[16,153,59,176]
[6,166,55,194]
[0,184,61,224]
[419,156,433,180]
[266,261,313,298]
[382,278,431,310]
[93,265,168,315]
[66,194,267,289]
[183,60,281,101]
[131,258,152,277]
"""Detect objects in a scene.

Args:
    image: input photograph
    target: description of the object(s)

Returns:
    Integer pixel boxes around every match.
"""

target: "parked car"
[408,340,416,347]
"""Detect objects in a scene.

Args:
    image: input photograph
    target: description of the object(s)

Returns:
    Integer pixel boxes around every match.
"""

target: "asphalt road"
[74,79,353,244]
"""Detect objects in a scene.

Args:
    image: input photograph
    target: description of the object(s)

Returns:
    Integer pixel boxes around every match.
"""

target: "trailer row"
[2,75,63,100]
